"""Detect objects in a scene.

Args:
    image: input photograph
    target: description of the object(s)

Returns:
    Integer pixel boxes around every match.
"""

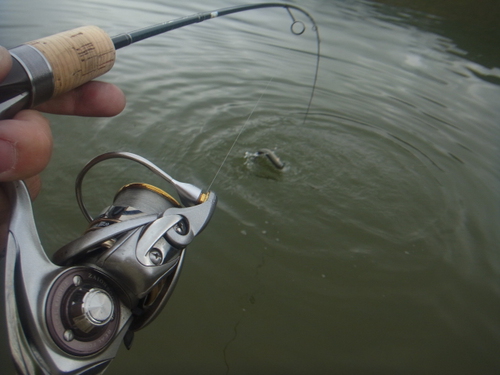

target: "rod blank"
[111,3,298,49]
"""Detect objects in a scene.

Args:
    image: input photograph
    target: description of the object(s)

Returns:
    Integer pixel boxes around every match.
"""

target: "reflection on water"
[373,0,500,68]
[1,0,499,374]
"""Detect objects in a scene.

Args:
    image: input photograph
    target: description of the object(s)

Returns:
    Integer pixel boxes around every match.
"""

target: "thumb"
[0,110,53,181]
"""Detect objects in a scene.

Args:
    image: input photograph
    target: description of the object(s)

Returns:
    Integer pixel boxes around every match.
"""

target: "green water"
[1,0,499,374]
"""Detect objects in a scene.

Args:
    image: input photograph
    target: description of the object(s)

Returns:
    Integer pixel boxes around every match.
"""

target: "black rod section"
[112,3,309,49]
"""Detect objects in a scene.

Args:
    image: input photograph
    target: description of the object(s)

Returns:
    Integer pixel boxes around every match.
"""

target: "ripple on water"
[190,110,459,264]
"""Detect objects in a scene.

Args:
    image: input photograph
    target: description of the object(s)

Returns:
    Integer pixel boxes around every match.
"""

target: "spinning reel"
[3,151,216,374]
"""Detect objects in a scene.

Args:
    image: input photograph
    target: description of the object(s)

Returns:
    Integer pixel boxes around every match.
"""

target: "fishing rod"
[2,3,320,375]
[0,2,319,120]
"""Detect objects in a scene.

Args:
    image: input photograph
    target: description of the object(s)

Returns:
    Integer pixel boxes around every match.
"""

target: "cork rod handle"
[26,25,116,98]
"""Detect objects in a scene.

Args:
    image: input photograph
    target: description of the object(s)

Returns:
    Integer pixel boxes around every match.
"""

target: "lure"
[257,148,286,169]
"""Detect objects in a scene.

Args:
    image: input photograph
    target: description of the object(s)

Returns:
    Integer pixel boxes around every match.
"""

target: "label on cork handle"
[26,25,116,98]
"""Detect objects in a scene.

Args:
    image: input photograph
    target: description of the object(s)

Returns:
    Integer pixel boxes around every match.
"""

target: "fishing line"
[197,5,320,191]
[118,3,321,192]
[207,77,275,191]
[110,1,323,114]
[282,5,321,126]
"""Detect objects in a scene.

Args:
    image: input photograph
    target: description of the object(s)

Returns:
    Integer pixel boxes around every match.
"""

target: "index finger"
[1,45,125,118]
[35,81,126,117]
[0,47,12,82]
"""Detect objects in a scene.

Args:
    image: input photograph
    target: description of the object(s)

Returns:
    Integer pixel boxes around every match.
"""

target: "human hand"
[0,44,126,249]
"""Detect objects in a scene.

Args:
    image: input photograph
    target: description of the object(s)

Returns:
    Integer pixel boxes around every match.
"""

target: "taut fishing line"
[207,77,276,191]
[199,4,321,190]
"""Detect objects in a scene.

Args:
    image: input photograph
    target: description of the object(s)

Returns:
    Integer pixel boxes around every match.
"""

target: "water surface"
[0,0,499,374]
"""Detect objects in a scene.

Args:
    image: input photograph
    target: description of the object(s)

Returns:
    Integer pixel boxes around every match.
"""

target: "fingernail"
[0,46,9,64]
[0,45,7,57]
[0,139,17,176]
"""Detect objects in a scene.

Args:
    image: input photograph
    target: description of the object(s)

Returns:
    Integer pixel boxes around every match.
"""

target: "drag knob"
[46,268,121,356]
[82,288,114,327]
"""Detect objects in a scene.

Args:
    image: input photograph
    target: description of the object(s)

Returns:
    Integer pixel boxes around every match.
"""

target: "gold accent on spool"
[26,26,116,98]
[144,277,168,307]
[117,183,181,208]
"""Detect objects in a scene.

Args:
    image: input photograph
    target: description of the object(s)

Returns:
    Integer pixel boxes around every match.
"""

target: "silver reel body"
[3,152,216,374]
